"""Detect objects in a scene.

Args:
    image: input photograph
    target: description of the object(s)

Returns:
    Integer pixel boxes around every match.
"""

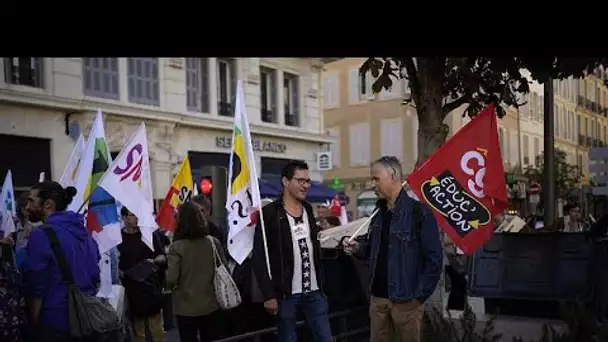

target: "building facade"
[322,59,608,219]
[322,58,554,219]
[322,58,477,218]
[0,57,332,202]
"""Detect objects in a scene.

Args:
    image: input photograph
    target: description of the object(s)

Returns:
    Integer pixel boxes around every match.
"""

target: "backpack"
[43,226,123,340]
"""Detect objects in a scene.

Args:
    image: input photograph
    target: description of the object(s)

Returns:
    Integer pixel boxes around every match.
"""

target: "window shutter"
[509,131,518,166]
[349,68,359,103]
[200,58,209,113]
[230,59,238,108]
[328,127,340,167]
[332,76,339,108]
[270,71,277,116]
[323,76,331,108]
[365,71,374,100]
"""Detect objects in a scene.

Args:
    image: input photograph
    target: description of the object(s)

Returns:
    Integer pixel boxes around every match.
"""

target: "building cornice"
[0,89,335,145]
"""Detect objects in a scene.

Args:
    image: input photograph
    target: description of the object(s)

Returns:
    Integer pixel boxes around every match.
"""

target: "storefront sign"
[215,136,287,154]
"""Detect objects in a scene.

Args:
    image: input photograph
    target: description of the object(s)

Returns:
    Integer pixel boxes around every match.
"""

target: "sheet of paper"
[96,252,113,298]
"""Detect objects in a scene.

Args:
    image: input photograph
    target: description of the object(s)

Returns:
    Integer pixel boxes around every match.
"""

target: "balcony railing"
[261,109,274,123]
[218,101,233,116]
[285,113,299,127]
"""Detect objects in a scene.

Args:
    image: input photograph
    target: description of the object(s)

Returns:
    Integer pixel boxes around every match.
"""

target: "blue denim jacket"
[362,190,443,302]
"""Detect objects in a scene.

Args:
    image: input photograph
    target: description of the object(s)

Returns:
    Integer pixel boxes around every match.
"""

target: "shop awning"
[259,178,281,199]
[258,175,347,204]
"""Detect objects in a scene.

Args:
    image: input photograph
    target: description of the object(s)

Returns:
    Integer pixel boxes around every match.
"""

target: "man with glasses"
[343,156,442,342]
[252,160,332,342]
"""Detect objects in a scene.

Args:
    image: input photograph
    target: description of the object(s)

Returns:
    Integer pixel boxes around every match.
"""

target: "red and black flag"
[407,104,508,255]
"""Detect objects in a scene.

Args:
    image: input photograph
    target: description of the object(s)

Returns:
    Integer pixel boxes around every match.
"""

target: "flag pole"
[257,198,272,279]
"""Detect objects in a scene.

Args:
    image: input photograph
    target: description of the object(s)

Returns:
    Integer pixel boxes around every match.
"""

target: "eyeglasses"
[293,177,312,186]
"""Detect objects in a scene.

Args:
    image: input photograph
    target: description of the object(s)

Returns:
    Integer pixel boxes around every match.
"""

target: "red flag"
[407,104,508,255]
[329,194,341,216]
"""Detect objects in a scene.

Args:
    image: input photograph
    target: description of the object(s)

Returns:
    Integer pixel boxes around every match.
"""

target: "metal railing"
[212,306,369,342]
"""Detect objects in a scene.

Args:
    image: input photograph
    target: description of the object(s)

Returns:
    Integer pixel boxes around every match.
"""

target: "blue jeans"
[277,291,332,342]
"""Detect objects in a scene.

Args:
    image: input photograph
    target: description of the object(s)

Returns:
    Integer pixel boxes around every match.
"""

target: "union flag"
[407,104,508,255]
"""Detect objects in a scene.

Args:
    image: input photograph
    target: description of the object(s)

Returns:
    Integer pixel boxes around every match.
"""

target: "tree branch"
[443,95,470,117]
[403,58,421,106]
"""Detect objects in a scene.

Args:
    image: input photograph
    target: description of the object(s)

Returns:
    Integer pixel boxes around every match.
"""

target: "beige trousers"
[369,296,424,342]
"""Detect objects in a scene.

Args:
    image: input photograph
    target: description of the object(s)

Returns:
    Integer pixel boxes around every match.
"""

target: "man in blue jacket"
[344,156,442,342]
[24,181,100,341]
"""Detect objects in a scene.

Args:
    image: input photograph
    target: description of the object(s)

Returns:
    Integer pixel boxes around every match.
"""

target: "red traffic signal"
[200,178,213,195]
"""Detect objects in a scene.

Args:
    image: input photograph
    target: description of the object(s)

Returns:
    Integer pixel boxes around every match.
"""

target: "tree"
[360,57,608,164]
[523,149,582,200]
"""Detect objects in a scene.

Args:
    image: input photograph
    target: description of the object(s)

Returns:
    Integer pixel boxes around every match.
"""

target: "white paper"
[96,252,113,298]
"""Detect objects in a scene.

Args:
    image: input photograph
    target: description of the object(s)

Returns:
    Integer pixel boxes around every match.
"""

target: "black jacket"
[252,197,324,301]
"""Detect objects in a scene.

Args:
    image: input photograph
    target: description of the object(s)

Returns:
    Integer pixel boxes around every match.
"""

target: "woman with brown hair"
[167,201,227,342]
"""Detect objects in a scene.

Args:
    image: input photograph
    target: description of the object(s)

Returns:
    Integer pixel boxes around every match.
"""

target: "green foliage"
[360,58,608,122]
[523,149,583,200]
[530,302,608,342]
[422,305,502,342]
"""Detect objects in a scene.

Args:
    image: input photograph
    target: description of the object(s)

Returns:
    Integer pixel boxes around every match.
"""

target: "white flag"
[59,133,86,188]
[69,110,103,212]
[0,170,16,235]
[226,81,264,264]
[98,122,157,250]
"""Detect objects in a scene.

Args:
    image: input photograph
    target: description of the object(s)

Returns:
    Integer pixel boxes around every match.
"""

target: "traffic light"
[199,177,213,195]
[197,166,227,224]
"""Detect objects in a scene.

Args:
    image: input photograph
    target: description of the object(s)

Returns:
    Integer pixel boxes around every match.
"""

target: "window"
[531,93,538,120]
[323,75,339,109]
[509,131,518,166]
[349,69,373,103]
[185,58,209,113]
[560,107,566,138]
[3,57,43,88]
[533,137,540,163]
[127,58,159,106]
[283,72,300,126]
[328,127,340,167]
[499,128,505,157]
[523,135,530,165]
[380,118,403,159]
[83,58,119,99]
[520,94,530,118]
[349,123,370,166]
[217,58,237,116]
[568,110,574,141]
[585,117,589,136]
[259,67,277,123]
[539,96,544,121]
[359,72,373,99]
[554,104,559,136]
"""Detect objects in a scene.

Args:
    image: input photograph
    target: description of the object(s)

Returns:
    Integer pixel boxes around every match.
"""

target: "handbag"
[43,226,123,340]
[207,236,242,310]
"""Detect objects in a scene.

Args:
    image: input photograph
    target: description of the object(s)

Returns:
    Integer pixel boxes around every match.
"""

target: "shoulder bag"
[43,226,123,340]
[207,236,242,310]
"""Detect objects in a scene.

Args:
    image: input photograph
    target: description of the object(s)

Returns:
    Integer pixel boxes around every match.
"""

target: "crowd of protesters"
[0,157,453,342]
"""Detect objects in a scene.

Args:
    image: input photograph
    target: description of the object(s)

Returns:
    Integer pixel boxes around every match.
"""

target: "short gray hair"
[371,156,403,181]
